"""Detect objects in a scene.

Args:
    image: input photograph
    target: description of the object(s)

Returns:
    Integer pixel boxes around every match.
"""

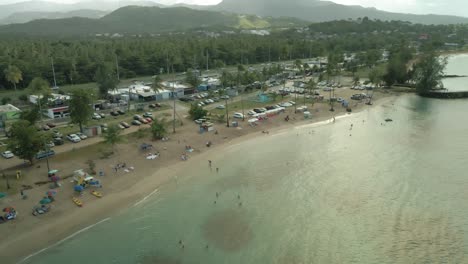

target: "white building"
[29,93,71,119]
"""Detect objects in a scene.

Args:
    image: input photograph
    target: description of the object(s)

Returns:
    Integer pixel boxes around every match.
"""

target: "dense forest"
[0,19,466,90]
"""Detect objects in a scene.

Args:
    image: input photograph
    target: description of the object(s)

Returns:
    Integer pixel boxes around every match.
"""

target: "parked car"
[195,118,207,124]
[1,151,14,159]
[52,129,62,138]
[143,112,153,118]
[247,110,257,116]
[220,95,230,99]
[351,94,364,100]
[36,150,55,160]
[216,105,225,109]
[110,111,119,116]
[99,113,106,118]
[145,118,153,123]
[120,122,130,128]
[337,97,344,103]
[253,109,262,113]
[42,125,50,131]
[76,132,88,140]
[289,101,296,105]
[66,134,81,143]
[279,102,293,107]
[101,124,108,132]
[132,120,142,126]
[117,110,126,115]
[92,113,102,120]
[46,122,56,128]
[233,112,244,119]
[53,138,64,146]
[138,118,149,124]
[149,103,161,108]
[133,115,143,120]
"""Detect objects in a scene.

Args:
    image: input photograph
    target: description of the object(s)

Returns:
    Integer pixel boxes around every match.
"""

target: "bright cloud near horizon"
[0,0,466,16]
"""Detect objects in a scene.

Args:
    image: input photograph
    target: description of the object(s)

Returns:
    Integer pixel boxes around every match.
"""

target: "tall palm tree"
[151,75,163,95]
[305,79,316,107]
[4,65,22,92]
[27,77,52,172]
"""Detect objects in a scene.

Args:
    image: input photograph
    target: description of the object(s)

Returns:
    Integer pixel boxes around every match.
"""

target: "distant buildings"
[0,104,21,120]
[29,93,71,119]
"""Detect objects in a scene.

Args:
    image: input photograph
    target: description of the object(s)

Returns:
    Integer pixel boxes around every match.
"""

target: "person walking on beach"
[216,167,219,173]
[208,160,212,168]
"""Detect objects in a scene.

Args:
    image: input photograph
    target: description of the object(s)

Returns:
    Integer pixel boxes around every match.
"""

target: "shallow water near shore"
[443,53,468,92]
[22,93,468,264]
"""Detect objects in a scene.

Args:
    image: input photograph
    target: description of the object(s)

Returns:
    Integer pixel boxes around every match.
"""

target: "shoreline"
[1,91,398,264]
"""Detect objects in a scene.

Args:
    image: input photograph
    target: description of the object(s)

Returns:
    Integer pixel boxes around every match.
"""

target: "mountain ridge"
[211,0,468,25]
[0,6,308,36]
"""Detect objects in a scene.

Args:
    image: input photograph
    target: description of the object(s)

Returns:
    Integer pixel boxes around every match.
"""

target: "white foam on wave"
[133,188,159,207]
[19,217,111,263]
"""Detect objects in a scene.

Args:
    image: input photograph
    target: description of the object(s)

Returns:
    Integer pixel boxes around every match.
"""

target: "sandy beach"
[0,87,398,264]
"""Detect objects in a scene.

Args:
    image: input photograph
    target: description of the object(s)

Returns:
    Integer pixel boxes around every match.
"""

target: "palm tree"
[305,79,316,107]
[27,77,52,172]
[151,118,167,140]
[152,75,163,95]
[4,65,23,92]
[103,124,123,154]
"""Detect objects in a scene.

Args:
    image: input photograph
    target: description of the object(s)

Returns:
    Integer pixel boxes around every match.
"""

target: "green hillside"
[0,6,307,36]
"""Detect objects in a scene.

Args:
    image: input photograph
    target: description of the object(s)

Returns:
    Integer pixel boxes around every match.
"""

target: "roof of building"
[0,104,21,113]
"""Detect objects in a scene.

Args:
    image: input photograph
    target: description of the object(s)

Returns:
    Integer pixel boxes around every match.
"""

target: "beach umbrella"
[45,190,57,197]
[0,192,6,199]
[3,206,15,212]
[74,185,84,192]
[40,197,52,205]
[48,169,59,175]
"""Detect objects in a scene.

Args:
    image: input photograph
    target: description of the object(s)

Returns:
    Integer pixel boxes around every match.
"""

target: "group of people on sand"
[113,162,126,172]
[180,153,189,161]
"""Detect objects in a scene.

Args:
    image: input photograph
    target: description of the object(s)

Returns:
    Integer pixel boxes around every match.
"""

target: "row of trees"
[1,18,463,90]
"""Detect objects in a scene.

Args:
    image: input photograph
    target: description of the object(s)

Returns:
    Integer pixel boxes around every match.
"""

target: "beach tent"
[40,197,52,205]
[74,185,84,192]
[0,192,6,199]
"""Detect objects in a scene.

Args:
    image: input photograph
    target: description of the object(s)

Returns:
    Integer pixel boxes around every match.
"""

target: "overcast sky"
[0,0,466,17]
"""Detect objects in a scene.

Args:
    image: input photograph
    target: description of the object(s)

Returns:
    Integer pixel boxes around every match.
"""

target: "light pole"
[172,66,176,133]
[38,97,51,172]
[225,97,229,127]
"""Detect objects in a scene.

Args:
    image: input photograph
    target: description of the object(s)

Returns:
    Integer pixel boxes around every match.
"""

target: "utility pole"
[51,57,57,88]
[172,65,176,133]
[268,45,271,63]
[115,55,120,81]
[206,50,209,71]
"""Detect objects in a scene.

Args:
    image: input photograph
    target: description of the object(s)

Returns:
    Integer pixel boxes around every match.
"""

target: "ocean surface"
[443,54,468,92]
[24,59,468,264]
